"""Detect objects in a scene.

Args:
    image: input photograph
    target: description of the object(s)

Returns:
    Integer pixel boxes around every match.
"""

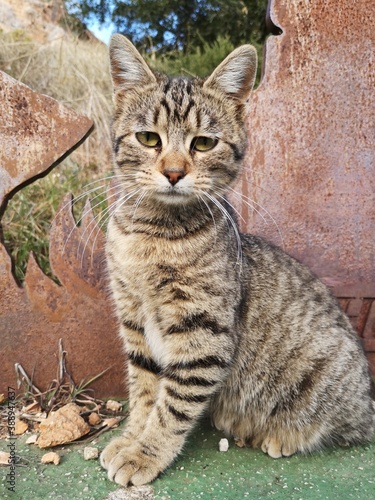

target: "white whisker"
[196,193,218,242]
[79,188,140,266]
[229,187,285,250]
[202,191,243,267]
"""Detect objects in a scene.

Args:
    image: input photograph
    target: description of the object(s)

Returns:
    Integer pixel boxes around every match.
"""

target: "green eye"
[136,131,161,148]
[191,136,218,152]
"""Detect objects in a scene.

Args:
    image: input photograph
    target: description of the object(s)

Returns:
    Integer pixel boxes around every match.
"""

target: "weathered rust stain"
[0,70,93,211]
[241,0,375,373]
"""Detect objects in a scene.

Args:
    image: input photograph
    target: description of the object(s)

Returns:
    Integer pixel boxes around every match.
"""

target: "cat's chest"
[107,218,190,299]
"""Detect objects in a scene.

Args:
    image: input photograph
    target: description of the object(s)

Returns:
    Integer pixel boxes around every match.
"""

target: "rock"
[83,446,99,460]
[0,451,10,465]
[15,419,28,435]
[106,400,123,412]
[88,412,101,425]
[37,403,90,448]
[219,438,229,452]
[26,434,38,445]
[41,451,60,465]
[107,486,154,500]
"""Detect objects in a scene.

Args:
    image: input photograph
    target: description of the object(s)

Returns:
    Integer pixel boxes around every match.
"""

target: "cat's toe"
[261,437,282,458]
[106,445,162,486]
[261,436,298,458]
[100,436,132,470]
[281,442,297,457]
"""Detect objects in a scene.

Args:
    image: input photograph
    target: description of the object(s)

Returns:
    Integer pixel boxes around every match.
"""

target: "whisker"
[229,187,285,250]
[60,183,119,256]
[202,191,243,267]
[79,188,140,266]
[131,191,147,226]
[77,188,121,258]
[52,173,137,225]
[216,192,246,226]
[196,193,218,242]
[52,183,108,227]
[81,173,137,189]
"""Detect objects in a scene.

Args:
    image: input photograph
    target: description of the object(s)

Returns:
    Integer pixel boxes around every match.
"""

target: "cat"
[100,34,375,486]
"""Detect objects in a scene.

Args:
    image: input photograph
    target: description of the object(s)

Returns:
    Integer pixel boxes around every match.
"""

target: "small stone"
[88,412,101,425]
[37,403,90,448]
[41,452,60,465]
[219,438,229,452]
[26,434,38,445]
[83,446,99,460]
[106,400,122,412]
[107,485,154,499]
[0,451,10,465]
[15,419,28,435]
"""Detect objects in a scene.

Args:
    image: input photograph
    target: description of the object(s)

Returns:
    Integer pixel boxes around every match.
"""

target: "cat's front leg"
[101,324,160,469]
[105,315,236,486]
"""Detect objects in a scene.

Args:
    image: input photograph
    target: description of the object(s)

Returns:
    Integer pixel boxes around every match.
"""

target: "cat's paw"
[100,436,133,470]
[261,436,296,458]
[104,442,164,486]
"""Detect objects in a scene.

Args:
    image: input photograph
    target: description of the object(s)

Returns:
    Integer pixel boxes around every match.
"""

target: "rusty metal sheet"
[0,73,125,397]
[0,70,93,212]
[241,0,375,373]
[1,196,124,398]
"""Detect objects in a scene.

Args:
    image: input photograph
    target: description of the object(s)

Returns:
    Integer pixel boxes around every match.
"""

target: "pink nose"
[163,169,186,186]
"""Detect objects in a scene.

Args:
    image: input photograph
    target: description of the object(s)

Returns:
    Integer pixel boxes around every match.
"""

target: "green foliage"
[146,35,263,84]
[2,161,107,283]
[67,0,269,53]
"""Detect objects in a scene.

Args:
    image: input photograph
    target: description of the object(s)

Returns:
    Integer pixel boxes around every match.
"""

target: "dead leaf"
[0,451,10,465]
[15,419,28,435]
[41,452,60,465]
[23,401,41,413]
[106,400,122,412]
[103,417,120,428]
[37,403,90,448]
[0,394,5,404]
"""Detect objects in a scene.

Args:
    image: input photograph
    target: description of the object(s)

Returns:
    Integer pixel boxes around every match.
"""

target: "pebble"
[83,446,99,460]
[219,438,229,452]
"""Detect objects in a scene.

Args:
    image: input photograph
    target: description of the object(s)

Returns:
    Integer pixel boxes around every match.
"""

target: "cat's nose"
[163,169,186,186]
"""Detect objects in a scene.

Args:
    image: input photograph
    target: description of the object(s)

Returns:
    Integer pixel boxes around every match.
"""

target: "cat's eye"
[191,136,218,152]
[136,131,162,148]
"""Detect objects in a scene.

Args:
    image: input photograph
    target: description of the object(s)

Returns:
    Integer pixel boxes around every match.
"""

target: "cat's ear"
[109,34,156,90]
[204,45,257,102]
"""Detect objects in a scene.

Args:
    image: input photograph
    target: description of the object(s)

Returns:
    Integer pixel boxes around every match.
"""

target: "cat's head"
[109,34,257,206]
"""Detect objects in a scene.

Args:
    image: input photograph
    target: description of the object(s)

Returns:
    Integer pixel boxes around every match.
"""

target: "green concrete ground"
[1,418,374,499]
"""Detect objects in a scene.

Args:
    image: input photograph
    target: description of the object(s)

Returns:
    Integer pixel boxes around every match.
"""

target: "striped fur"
[101,35,375,486]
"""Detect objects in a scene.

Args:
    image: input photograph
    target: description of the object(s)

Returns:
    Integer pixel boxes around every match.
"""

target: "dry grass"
[0,29,113,170]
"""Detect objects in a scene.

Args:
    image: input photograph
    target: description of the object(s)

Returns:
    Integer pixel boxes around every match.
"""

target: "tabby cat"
[100,34,375,486]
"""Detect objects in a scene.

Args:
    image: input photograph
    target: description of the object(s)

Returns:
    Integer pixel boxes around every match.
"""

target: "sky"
[87,19,115,45]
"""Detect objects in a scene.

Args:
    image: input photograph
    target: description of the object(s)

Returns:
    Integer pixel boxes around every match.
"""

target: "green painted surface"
[1,418,374,499]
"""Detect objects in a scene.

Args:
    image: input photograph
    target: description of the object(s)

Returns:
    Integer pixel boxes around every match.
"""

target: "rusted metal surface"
[241,0,375,373]
[0,70,93,213]
[0,72,125,397]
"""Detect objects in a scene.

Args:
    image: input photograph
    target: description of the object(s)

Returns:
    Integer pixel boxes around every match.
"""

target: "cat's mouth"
[153,185,195,205]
